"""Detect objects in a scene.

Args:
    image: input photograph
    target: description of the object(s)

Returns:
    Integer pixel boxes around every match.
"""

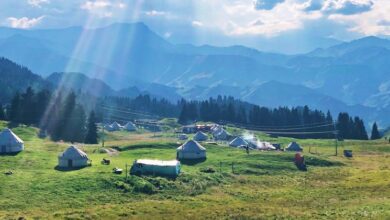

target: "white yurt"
[0,128,24,154]
[214,129,230,140]
[193,131,208,142]
[177,140,206,160]
[229,137,248,147]
[110,122,122,131]
[58,145,89,168]
[285,142,303,151]
[124,122,137,131]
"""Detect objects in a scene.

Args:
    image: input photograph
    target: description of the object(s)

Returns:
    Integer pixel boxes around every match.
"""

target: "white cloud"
[144,10,166,17]
[27,0,50,7]
[192,20,203,27]
[328,0,390,35]
[6,16,45,29]
[80,1,126,17]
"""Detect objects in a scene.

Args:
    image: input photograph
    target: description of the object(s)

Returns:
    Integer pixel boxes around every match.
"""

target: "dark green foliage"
[0,103,5,120]
[85,111,98,144]
[336,113,368,140]
[0,57,50,103]
[371,122,381,140]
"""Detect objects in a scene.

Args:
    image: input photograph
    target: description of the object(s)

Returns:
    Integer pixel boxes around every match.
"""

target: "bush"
[200,167,216,173]
[126,176,157,194]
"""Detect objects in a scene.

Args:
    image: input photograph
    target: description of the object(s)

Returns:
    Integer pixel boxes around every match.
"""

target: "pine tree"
[371,122,381,140]
[9,92,21,123]
[85,111,98,144]
[0,103,5,120]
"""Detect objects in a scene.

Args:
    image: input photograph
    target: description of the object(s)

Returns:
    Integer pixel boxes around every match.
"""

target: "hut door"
[1,145,5,153]
[68,159,73,168]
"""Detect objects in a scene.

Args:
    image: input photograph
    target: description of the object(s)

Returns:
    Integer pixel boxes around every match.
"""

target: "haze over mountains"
[0,23,389,126]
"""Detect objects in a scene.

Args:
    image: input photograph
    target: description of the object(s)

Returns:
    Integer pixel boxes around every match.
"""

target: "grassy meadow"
[0,121,389,219]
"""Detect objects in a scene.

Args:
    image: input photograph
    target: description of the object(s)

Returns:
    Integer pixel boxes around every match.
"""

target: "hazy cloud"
[253,0,285,10]
[27,0,50,7]
[331,0,374,15]
[6,16,44,29]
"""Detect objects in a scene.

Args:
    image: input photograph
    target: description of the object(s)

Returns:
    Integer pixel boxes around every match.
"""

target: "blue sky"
[0,0,389,54]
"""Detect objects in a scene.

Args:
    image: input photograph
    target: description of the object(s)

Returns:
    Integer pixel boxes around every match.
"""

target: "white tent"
[177,140,206,160]
[214,129,230,140]
[286,142,303,151]
[229,137,248,147]
[58,145,89,168]
[0,128,24,154]
[110,122,122,131]
[124,122,137,131]
[193,131,208,142]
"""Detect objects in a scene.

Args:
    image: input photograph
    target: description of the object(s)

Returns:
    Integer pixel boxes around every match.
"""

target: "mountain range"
[0,23,389,126]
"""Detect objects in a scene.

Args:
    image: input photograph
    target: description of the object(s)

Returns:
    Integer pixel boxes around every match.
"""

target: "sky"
[0,0,389,54]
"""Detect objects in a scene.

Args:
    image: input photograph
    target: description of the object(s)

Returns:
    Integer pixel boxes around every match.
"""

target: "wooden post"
[220,162,222,173]
[125,163,128,181]
[231,162,234,174]
[334,121,338,156]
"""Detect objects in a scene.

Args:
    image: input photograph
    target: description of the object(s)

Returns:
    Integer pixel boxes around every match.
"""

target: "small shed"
[0,128,24,154]
[229,137,248,147]
[124,122,137,131]
[58,145,89,168]
[193,131,208,142]
[130,159,180,177]
[177,140,206,160]
[286,142,303,152]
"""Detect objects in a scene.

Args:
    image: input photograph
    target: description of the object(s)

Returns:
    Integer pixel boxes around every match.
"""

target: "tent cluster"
[0,128,24,154]
[104,121,137,132]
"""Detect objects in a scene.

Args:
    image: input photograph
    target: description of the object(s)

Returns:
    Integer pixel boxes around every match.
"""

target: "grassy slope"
[0,121,389,219]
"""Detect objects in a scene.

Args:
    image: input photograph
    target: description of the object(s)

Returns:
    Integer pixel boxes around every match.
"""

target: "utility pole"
[333,121,338,156]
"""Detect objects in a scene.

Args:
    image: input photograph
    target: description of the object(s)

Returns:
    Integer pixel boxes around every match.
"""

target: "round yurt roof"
[286,142,303,151]
[111,121,122,129]
[0,128,24,144]
[177,140,206,152]
[193,131,208,140]
[125,122,137,130]
[229,137,248,147]
[59,145,88,159]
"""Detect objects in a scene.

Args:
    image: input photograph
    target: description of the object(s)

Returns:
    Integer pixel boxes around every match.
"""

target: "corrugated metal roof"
[136,159,180,166]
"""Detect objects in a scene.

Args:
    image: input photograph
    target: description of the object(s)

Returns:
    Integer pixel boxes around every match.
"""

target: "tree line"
[1,89,381,141]
[2,87,98,144]
[177,96,372,140]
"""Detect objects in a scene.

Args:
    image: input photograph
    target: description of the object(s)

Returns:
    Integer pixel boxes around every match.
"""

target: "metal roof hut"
[0,128,24,154]
[229,137,248,147]
[286,141,303,152]
[177,140,206,160]
[193,131,208,142]
[110,121,122,131]
[130,159,181,177]
[58,145,89,168]
[124,122,137,131]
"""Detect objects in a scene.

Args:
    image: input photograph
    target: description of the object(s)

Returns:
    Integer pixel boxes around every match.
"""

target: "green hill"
[0,121,389,219]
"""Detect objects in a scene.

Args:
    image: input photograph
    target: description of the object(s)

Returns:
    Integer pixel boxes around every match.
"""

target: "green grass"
[0,121,389,219]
